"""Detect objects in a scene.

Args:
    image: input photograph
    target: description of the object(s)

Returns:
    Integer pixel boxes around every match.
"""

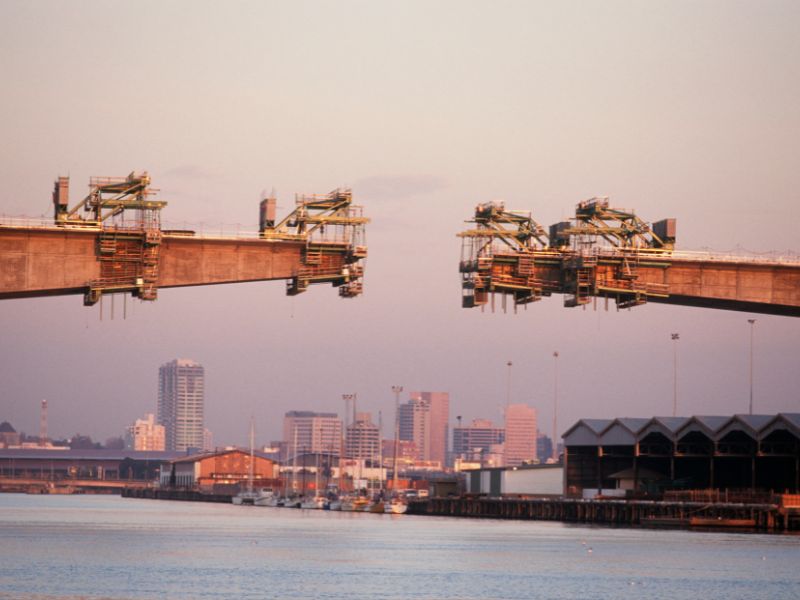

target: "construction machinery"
[0,172,368,305]
[458,197,800,316]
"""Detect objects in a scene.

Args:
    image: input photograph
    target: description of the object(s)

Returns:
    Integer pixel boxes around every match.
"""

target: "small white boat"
[232,490,259,505]
[253,489,276,506]
[284,496,302,508]
[384,498,408,514]
[300,495,326,510]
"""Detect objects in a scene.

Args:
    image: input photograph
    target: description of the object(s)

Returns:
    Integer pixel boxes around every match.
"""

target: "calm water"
[0,494,798,599]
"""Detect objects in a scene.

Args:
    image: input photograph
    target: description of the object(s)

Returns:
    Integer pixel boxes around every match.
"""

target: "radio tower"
[40,399,48,447]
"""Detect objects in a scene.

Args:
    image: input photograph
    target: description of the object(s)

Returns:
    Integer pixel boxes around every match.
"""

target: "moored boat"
[300,495,327,509]
[384,497,408,514]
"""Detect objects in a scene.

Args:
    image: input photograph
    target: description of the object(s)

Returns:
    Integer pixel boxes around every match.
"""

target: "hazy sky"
[1,1,798,447]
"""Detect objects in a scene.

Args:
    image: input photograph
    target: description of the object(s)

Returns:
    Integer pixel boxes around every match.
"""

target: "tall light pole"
[391,385,403,494]
[552,351,559,461]
[506,360,513,408]
[748,319,756,415]
[342,393,354,467]
[671,333,680,417]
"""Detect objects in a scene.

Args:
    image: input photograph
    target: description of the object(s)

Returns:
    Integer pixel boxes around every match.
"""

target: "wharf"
[122,487,231,503]
[408,496,800,533]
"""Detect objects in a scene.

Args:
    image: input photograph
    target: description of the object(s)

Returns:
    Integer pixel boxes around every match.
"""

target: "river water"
[0,494,798,599]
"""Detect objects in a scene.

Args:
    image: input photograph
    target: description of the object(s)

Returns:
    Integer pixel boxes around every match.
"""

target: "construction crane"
[458,198,800,316]
[0,172,369,306]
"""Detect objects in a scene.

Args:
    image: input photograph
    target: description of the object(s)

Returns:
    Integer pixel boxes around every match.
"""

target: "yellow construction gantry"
[458,197,682,311]
[36,172,370,306]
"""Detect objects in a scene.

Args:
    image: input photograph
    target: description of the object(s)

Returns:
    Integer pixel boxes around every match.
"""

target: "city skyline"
[1,2,799,447]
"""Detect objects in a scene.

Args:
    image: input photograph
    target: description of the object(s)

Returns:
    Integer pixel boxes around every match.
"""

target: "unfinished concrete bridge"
[0,172,369,306]
[458,199,800,317]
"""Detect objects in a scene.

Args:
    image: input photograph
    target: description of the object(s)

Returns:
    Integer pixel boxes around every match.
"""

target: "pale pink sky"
[1,1,798,446]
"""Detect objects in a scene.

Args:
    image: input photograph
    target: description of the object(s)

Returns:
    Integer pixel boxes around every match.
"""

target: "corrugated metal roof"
[564,414,800,444]
[581,419,614,434]
[0,448,183,461]
[613,418,651,434]
[692,416,730,432]
[652,417,690,433]
[169,448,276,464]
[780,413,800,429]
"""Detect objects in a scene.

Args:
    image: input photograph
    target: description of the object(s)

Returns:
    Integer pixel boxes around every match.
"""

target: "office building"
[452,419,505,458]
[399,392,449,464]
[345,412,380,460]
[399,396,431,461]
[282,411,342,457]
[537,433,553,462]
[158,359,205,452]
[504,403,538,467]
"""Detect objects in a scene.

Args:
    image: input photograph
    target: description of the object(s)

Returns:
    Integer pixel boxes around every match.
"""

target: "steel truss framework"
[458,197,676,311]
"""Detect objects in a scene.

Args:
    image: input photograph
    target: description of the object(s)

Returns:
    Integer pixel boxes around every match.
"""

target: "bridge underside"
[0,225,341,302]
[463,252,800,317]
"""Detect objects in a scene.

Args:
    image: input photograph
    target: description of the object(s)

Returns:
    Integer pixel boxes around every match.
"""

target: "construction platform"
[458,198,800,316]
[0,172,369,305]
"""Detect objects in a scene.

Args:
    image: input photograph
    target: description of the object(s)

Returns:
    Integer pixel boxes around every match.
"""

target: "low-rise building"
[159,448,278,494]
[562,413,800,498]
[464,463,563,497]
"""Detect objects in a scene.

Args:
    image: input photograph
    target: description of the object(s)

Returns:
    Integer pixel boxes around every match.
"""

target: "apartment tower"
[158,359,205,452]
[125,413,166,451]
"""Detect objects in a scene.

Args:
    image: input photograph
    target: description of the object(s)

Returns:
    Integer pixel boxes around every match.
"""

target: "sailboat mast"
[291,425,298,498]
[248,417,255,494]
[314,421,320,496]
[378,410,383,493]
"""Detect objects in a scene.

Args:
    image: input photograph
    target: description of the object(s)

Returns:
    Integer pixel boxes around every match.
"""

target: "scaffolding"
[457,202,552,310]
[458,198,675,312]
[53,173,165,305]
[261,188,369,298]
[47,174,370,306]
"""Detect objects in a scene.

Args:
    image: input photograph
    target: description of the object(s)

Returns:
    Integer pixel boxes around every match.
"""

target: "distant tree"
[69,434,95,449]
[104,436,125,450]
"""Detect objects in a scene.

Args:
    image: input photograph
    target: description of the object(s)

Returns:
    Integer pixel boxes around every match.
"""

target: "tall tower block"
[40,399,48,447]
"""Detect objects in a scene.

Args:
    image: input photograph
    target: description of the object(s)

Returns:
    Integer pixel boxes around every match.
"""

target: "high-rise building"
[504,403,537,467]
[452,419,505,458]
[537,432,553,462]
[345,412,380,460]
[399,392,449,464]
[282,411,342,458]
[399,397,430,461]
[125,413,166,451]
[158,359,205,452]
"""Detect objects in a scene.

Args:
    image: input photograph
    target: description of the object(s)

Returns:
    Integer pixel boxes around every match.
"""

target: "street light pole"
[552,351,559,462]
[342,393,354,490]
[671,333,680,417]
[506,360,513,408]
[748,319,756,415]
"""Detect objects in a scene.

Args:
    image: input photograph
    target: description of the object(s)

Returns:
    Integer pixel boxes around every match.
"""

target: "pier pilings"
[407,497,796,532]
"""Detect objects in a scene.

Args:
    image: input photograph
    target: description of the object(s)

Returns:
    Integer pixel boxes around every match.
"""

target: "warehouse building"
[563,414,800,498]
